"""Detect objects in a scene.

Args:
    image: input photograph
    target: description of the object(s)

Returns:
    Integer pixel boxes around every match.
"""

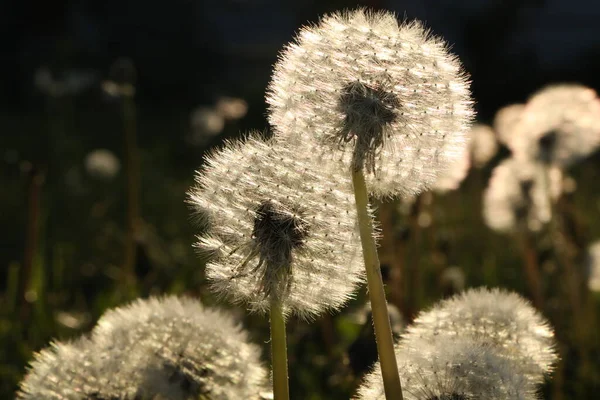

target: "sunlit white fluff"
[586,240,600,292]
[494,103,525,152]
[92,296,269,400]
[267,9,474,198]
[470,123,498,168]
[356,336,536,400]
[511,84,600,167]
[188,136,365,318]
[483,158,562,233]
[403,287,557,383]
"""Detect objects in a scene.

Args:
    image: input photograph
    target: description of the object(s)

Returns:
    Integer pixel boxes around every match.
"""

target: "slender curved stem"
[270,300,289,400]
[352,169,403,400]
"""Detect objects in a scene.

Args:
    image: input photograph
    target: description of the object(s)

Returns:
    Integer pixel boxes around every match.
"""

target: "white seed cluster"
[483,158,562,233]
[188,136,365,319]
[267,9,474,197]
[356,288,557,399]
[18,296,269,400]
[469,123,498,168]
[504,85,600,167]
[494,103,525,152]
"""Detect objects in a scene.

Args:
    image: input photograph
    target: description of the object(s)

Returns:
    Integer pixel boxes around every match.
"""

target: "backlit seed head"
[188,136,365,318]
[403,287,558,383]
[511,84,600,167]
[469,124,498,168]
[92,296,269,400]
[494,104,525,152]
[267,8,474,198]
[356,336,537,400]
[483,158,562,233]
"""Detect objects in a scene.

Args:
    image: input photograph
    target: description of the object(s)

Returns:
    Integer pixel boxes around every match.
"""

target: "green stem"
[123,94,140,287]
[352,169,403,400]
[270,300,289,400]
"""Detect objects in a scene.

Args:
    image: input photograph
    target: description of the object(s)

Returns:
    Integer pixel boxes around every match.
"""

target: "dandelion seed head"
[511,84,600,167]
[404,287,558,382]
[356,336,537,400]
[483,159,562,233]
[266,8,474,197]
[92,296,268,400]
[586,241,600,292]
[494,104,525,151]
[432,141,470,193]
[85,149,121,180]
[188,136,365,318]
[469,124,498,168]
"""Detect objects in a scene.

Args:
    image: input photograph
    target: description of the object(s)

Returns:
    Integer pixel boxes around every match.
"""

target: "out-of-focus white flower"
[356,336,537,400]
[403,287,558,382]
[440,266,466,293]
[511,84,600,167]
[216,96,248,120]
[483,158,562,233]
[470,124,498,168]
[188,107,226,146]
[494,103,525,151]
[432,142,470,193]
[85,149,121,180]
[34,66,97,97]
[586,241,600,292]
[188,136,365,319]
[266,9,474,198]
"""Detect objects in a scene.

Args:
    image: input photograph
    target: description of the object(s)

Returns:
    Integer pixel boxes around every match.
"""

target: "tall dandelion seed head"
[92,296,269,400]
[483,158,562,233]
[356,336,537,400]
[266,8,474,197]
[188,136,365,318]
[403,287,558,382]
[469,124,498,168]
[511,84,600,167]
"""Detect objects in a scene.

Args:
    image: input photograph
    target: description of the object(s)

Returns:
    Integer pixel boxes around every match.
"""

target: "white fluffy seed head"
[17,338,105,399]
[188,136,365,319]
[432,142,470,193]
[91,296,269,400]
[483,158,562,233]
[266,8,474,198]
[355,336,537,400]
[403,287,558,383]
[470,124,498,168]
[510,84,600,167]
[494,104,525,152]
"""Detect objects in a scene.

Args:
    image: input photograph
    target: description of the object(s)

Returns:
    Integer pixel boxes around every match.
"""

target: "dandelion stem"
[270,299,289,400]
[123,93,140,286]
[352,169,403,400]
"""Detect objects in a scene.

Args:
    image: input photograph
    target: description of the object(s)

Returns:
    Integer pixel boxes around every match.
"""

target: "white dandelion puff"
[188,136,365,318]
[356,336,537,400]
[493,103,525,152]
[17,338,115,400]
[469,124,498,168]
[586,241,600,292]
[403,287,558,382]
[266,8,474,197]
[432,141,470,193]
[511,84,600,167]
[92,296,269,400]
[483,158,562,233]
[85,149,121,180]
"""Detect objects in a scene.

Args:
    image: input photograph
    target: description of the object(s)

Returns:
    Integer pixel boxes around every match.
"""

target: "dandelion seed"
[92,296,269,400]
[188,136,365,318]
[483,158,562,233]
[85,149,121,180]
[356,336,537,400]
[511,84,600,167]
[403,287,558,382]
[266,8,474,197]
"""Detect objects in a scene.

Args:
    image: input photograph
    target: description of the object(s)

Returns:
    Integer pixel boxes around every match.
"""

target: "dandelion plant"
[266,9,474,399]
[188,136,365,399]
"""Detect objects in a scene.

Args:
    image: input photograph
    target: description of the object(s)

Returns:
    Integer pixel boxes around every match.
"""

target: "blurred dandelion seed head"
[586,241,600,292]
[483,159,562,233]
[266,8,474,197]
[511,84,600,167]
[85,149,121,180]
[469,124,498,168]
[188,136,365,318]
[494,103,525,151]
[404,287,558,382]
